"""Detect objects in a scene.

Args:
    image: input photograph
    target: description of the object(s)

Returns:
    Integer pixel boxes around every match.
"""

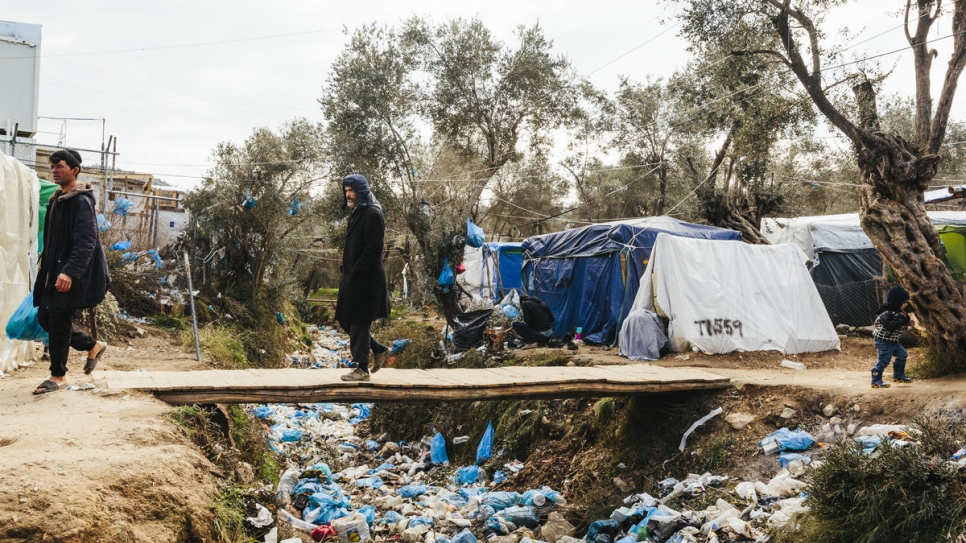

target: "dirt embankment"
[1,330,964,542]
[0,332,219,542]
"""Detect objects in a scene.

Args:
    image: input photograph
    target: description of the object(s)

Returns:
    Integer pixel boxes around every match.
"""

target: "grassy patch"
[149,310,187,331]
[184,325,249,368]
[211,484,250,542]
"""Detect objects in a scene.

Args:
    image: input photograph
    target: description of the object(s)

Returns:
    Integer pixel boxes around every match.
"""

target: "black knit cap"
[50,149,82,170]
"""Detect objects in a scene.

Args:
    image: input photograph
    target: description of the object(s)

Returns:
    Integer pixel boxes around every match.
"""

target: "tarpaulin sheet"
[521,217,740,344]
[0,150,41,373]
[624,233,839,355]
[458,242,523,302]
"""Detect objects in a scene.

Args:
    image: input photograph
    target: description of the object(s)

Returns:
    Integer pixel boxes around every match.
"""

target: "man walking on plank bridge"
[337,174,391,382]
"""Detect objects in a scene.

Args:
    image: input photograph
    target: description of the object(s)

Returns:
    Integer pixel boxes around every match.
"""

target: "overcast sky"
[3,1,963,189]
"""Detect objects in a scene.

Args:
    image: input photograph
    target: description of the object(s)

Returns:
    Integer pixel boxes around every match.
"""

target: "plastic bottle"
[953,447,966,461]
[575,327,583,340]
[453,436,470,444]
[277,508,317,533]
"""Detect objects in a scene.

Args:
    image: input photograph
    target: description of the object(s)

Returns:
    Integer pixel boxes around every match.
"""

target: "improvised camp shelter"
[761,211,966,326]
[458,242,524,302]
[0,150,42,373]
[520,217,741,344]
[620,233,840,357]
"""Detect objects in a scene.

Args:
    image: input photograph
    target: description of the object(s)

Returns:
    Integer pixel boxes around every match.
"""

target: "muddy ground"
[0,327,964,542]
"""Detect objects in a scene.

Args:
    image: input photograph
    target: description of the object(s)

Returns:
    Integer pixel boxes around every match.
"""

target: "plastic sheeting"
[618,308,668,361]
[762,212,966,325]
[623,233,839,355]
[458,242,523,302]
[0,150,41,373]
[521,217,740,344]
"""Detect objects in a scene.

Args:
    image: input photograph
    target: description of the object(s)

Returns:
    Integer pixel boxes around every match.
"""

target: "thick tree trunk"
[857,133,966,370]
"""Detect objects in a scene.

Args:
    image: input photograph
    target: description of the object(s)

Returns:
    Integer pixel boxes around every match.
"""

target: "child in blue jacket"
[871,286,912,388]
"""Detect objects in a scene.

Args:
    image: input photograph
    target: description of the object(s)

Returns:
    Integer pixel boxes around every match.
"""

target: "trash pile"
[243,328,965,543]
[246,398,573,543]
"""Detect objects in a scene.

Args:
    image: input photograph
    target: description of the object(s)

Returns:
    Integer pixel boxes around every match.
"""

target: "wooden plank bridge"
[102,365,729,405]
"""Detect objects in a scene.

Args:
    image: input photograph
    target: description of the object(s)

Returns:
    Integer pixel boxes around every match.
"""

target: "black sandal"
[84,343,107,375]
[33,380,61,395]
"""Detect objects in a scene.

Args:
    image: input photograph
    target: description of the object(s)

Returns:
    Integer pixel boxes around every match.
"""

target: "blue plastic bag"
[466,217,485,248]
[289,197,302,216]
[110,240,132,251]
[438,257,455,293]
[391,339,411,353]
[760,428,817,452]
[96,213,112,232]
[146,249,162,270]
[242,190,256,208]
[398,483,427,498]
[476,421,494,464]
[451,528,478,543]
[482,491,520,511]
[431,431,449,464]
[778,452,812,467]
[5,291,48,342]
[454,465,480,485]
[113,198,133,216]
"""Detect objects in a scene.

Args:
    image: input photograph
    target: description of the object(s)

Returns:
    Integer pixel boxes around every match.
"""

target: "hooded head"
[885,286,910,312]
[342,174,381,210]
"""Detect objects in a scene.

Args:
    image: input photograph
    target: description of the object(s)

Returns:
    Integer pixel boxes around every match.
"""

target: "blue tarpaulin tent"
[521,217,741,344]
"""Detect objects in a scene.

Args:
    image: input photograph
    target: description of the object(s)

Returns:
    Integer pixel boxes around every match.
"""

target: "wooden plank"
[102,365,729,405]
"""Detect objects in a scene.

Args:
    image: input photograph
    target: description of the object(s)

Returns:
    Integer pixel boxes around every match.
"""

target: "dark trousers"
[37,307,96,378]
[345,321,388,373]
[513,321,553,345]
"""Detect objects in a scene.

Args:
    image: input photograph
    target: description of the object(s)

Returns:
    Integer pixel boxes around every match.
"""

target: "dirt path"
[0,333,218,542]
[0,330,962,541]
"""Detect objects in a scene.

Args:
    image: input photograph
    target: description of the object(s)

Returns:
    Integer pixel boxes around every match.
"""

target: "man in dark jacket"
[513,295,555,348]
[336,174,390,382]
[32,149,110,394]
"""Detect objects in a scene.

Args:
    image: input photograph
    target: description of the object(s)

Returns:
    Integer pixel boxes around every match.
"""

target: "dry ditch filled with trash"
[227,326,966,543]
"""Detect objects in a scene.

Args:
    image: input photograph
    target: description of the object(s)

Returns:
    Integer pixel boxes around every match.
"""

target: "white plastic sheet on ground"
[0,149,40,373]
[621,233,840,356]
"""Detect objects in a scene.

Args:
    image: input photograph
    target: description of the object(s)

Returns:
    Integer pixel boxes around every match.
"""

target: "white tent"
[0,150,41,373]
[619,233,840,356]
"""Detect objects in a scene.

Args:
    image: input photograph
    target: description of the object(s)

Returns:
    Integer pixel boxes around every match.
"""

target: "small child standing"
[871,286,912,388]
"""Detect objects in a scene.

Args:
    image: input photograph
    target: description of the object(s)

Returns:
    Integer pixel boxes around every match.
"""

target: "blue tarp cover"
[521,217,740,344]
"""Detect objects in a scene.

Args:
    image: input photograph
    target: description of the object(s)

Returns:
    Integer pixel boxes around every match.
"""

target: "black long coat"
[335,205,390,326]
[33,184,110,311]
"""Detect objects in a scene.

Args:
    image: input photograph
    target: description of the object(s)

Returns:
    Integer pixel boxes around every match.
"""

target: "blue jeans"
[873,339,906,373]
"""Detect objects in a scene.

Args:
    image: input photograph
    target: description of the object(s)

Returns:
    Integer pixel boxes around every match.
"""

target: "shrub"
[795,419,966,543]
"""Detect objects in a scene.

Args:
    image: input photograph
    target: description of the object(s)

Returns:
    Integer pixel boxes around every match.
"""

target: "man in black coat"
[32,149,110,394]
[336,174,390,382]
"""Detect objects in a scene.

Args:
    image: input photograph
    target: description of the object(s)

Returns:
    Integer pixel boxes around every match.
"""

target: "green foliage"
[184,324,249,368]
[321,17,580,312]
[225,404,280,487]
[149,311,187,331]
[181,120,327,342]
[211,484,251,542]
[797,423,966,543]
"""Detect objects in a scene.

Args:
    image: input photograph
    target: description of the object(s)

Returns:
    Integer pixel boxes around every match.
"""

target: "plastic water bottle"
[277,508,317,533]
[953,447,966,461]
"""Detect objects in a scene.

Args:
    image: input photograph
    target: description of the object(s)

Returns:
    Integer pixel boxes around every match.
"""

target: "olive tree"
[674,0,966,370]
